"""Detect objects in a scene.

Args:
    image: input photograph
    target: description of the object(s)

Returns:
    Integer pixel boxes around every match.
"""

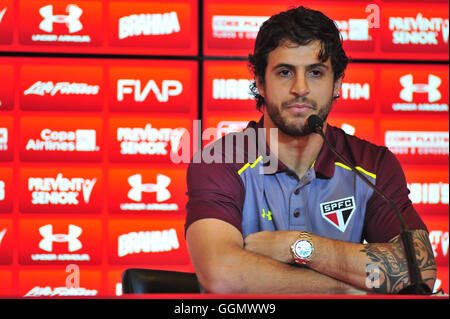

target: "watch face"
[294,239,313,258]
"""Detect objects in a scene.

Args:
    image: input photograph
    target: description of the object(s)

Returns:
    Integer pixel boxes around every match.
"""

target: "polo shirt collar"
[249,115,337,178]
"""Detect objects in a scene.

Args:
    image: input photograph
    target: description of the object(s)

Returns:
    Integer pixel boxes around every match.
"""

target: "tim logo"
[320,196,356,232]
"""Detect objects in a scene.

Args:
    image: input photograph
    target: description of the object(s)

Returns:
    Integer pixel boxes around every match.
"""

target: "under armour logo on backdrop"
[127,174,171,202]
[39,4,83,33]
[39,224,82,252]
[399,74,442,103]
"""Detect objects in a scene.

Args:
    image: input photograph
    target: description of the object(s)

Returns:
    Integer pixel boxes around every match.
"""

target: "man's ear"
[255,76,265,98]
[333,76,343,98]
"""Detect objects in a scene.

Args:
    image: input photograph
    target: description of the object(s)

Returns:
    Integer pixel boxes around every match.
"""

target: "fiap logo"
[19,1,102,46]
[20,117,102,162]
[19,219,102,265]
[109,63,195,112]
[20,168,102,214]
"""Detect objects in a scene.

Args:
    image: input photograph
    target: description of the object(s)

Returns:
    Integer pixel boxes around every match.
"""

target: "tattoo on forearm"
[361,229,437,293]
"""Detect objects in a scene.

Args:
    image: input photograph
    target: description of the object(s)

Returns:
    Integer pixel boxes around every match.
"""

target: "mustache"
[282,97,318,109]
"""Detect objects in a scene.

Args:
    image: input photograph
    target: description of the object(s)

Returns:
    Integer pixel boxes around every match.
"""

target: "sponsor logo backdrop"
[0,0,448,297]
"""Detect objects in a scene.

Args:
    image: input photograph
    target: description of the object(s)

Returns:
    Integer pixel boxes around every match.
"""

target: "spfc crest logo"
[320,196,355,232]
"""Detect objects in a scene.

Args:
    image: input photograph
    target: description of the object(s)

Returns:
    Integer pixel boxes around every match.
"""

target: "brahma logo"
[212,15,268,39]
[24,81,100,96]
[119,11,180,39]
[385,131,449,156]
[213,78,252,100]
[389,13,449,45]
[25,128,97,152]
[117,124,187,155]
[28,173,97,205]
[118,228,180,257]
[117,79,182,102]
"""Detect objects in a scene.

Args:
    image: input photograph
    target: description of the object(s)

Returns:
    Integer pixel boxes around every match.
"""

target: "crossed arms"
[186,218,436,294]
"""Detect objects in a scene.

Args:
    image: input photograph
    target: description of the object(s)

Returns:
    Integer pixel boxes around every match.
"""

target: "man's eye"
[310,70,323,77]
[279,69,292,77]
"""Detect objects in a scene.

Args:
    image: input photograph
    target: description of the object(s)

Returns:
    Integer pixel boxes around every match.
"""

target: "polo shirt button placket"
[293,210,300,218]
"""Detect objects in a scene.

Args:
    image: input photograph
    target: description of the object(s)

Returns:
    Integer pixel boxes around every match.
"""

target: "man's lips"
[285,103,315,110]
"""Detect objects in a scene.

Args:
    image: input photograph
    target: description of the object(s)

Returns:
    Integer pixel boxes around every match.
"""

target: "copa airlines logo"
[117,79,182,102]
[117,124,187,156]
[32,4,91,43]
[335,19,371,41]
[118,228,180,257]
[212,15,268,39]
[213,78,252,100]
[25,286,98,297]
[28,173,97,205]
[389,13,449,45]
[118,11,180,39]
[24,81,100,97]
[25,128,98,152]
[385,131,449,156]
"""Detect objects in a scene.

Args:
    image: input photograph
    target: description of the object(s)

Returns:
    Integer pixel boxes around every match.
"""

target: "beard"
[265,95,333,137]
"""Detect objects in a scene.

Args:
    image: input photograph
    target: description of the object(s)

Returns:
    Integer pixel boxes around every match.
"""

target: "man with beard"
[184,6,436,294]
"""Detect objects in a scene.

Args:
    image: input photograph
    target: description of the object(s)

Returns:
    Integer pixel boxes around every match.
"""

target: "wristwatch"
[291,231,314,265]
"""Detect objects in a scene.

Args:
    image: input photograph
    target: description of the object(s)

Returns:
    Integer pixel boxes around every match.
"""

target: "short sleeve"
[184,160,245,234]
[363,148,427,243]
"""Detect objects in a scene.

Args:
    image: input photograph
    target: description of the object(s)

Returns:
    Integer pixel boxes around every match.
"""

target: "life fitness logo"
[19,1,102,46]
[20,64,103,111]
[108,219,188,265]
[20,116,102,162]
[19,219,102,265]
[382,7,449,53]
[108,1,192,49]
[108,168,187,214]
[381,67,449,113]
[108,118,190,162]
[109,64,195,112]
[19,168,102,214]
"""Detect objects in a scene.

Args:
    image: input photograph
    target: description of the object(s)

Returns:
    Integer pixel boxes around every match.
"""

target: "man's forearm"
[308,229,436,293]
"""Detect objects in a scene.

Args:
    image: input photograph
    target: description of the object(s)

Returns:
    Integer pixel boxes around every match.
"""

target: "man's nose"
[290,74,310,97]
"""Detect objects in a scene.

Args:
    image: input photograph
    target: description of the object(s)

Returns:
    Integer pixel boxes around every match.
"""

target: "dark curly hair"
[248,6,350,111]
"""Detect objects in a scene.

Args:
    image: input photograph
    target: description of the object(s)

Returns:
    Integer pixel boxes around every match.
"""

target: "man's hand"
[244,230,299,264]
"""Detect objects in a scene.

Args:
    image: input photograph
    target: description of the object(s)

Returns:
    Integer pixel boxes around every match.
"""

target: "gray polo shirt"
[185,117,427,243]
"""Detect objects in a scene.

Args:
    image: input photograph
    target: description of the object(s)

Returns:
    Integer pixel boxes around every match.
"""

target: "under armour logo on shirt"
[400,74,442,103]
[39,224,82,252]
[127,174,171,202]
[39,4,83,33]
